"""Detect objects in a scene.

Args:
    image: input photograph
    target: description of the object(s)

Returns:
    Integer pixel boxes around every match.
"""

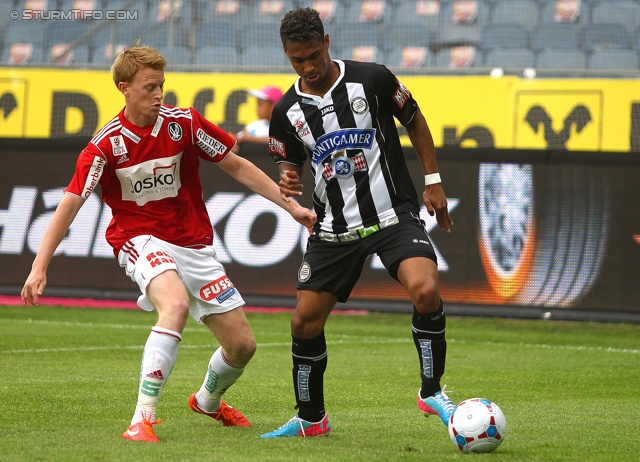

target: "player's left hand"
[423,183,453,232]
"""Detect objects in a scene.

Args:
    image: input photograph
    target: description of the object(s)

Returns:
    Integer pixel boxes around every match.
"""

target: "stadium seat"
[158,45,193,66]
[434,45,480,68]
[45,21,92,52]
[199,0,251,27]
[240,45,289,67]
[146,0,194,25]
[490,0,540,33]
[531,23,579,51]
[587,49,639,70]
[46,44,91,65]
[635,25,640,50]
[591,1,640,37]
[535,49,587,70]
[332,22,380,49]
[3,20,47,53]
[1,42,45,65]
[336,45,380,63]
[139,22,189,48]
[336,0,388,24]
[250,0,296,23]
[194,20,238,49]
[387,24,432,49]
[389,0,441,41]
[437,0,491,45]
[483,48,535,68]
[480,23,528,50]
[579,23,630,51]
[194,45,238,67]
[539,0,585,25]
[382,46,433,68]
[239,22,281,50]
[310,0,346,26]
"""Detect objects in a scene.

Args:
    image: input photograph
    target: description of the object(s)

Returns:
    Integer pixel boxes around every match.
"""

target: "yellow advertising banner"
[0,68,637,152]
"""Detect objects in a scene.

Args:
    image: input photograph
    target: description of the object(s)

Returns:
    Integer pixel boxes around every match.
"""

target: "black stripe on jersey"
[301,99,348,233]
[332,83,379,228]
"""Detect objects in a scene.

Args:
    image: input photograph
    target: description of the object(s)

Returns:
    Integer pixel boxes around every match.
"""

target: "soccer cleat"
[259,414,331,438]
[189,393,251,427]
[418,386,457,426]
[121,416,162,443]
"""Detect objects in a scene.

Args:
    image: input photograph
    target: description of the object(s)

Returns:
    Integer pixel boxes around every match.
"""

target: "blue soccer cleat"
[260,414,331,438]
[417,386,457,426]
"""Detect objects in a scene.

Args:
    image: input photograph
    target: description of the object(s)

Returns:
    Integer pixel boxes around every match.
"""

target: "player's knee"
[291,313,324,338]
[409,281,440,313]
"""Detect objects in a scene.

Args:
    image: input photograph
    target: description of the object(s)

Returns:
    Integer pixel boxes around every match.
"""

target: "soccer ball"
[448,398,507,454]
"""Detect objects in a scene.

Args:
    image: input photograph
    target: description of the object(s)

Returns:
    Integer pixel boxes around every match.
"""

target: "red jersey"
[65,105,236,256]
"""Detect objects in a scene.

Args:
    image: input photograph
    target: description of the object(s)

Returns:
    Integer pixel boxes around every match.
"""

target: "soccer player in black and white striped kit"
[260,7,456,438]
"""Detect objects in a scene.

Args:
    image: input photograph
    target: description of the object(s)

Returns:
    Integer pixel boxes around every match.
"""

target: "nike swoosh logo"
[127,428,139,437]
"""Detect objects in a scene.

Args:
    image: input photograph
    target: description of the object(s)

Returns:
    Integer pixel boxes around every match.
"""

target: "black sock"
[412,302,447,398]
[291,331,327,422]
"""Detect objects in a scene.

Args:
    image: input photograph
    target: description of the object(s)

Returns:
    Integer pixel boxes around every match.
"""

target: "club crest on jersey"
[168,122,183,141]
[350,97,368,115]
[110,135,128,157]
[200,276,236,302]
[323,152,368,180]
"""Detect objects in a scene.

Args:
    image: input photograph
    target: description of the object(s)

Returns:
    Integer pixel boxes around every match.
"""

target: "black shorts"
[297,214,438,302]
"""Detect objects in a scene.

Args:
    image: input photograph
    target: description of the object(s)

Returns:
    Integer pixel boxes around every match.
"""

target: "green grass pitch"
[1,305,639,461]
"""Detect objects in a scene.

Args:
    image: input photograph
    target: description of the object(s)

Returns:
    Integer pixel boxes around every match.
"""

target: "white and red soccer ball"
[448,398,507,454]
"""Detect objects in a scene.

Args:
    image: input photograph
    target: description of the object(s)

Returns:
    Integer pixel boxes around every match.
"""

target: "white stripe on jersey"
[160,106,192,119]
[91,116,121,146]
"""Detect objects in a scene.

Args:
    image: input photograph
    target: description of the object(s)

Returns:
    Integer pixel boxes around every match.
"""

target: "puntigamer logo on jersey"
[116,153,182,206]
[312,128,375,165]
[196,128,226,157]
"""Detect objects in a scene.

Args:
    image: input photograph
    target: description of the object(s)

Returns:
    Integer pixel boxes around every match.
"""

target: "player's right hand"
[21,271,46,306]
[279,169,303,199]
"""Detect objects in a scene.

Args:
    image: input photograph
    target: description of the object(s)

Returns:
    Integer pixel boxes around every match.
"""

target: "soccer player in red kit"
[21,44,316,443]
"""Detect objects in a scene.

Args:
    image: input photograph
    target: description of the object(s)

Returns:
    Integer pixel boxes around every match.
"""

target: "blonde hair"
[111,40,166,88]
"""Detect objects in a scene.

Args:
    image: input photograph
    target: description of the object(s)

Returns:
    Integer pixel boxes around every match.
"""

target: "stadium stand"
[588,48,639,70]
[490,0,540,33]
[579,23,630,51]
[484,48,535,68]
[530,23,579,51]
[480,23,529,50]
[536,48,587,70]
[382,46,433,68]
[437,0,491,46]
[591,0,640,37]
[2,0,639,72]
[194,45,238,66]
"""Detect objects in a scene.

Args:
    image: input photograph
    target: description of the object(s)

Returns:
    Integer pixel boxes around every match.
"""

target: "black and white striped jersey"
[269,59,422,235]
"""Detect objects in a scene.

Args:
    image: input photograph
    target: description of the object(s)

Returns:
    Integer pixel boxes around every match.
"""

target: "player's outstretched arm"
[405,109,453,233]
[217,152,316,231]
[21,193,84,306]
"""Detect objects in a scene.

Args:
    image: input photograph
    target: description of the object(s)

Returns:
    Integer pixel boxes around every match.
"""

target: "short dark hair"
[280,7,325,45]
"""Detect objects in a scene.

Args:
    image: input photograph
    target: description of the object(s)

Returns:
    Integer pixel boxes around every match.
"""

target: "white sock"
[195,346,244,412]
[130,326,181,425]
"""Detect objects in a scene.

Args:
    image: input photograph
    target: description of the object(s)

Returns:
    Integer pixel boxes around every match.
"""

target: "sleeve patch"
[196,128,228,157]
[269,137,286,158]
[393,80,412,109]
